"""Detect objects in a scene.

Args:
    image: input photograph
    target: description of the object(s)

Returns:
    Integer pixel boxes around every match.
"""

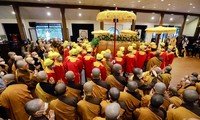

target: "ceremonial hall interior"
[0,0,200,120]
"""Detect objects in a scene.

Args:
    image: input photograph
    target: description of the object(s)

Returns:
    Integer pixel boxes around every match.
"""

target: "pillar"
[60,7,69,41]
[156,13,164,46]
[131,12,137,31]
[178,15,187,43]
[100,9,104,30]
[194,17,200,40]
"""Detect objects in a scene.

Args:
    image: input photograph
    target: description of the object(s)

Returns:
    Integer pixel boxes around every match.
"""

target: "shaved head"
[112,64,122,73]
[109,87,120,101]
[105,53,111,60]
[183,89,198,104]
[127,81,138,92]
[55,83,66,96]
[155,82,166,95]
[65,71,75,82]
[37,71,48,81]
[84,82,93,96]
[2,74,15,85]
[150,94,164,108]
[16,60,27,69]
[164,66,172,73]
[133,68,143,78]
[24,99,43,116]
[105,103,120,120]
[168,87,178,96]
[92,68,100,79]
[155,50,161,57]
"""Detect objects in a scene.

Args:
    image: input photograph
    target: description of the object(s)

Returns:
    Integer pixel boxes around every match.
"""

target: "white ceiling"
[5,0,200,14]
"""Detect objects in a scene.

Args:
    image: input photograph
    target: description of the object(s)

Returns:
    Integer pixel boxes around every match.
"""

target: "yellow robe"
[35,83,56,103]
[0,84,33,120]
[167,106,200,120]
[77,100,100,120]
[105,75,124,91]
[196,83,200,94]
[169,96,183,107]
[160,73,172,88]
[102,60,111,77]
[49,99,77,120]
[134,107,162,120]
[118,92,140,119]
[66,86,81,100]
[93,117,105,120]
[146,57,162,71]
[90,81,108,100]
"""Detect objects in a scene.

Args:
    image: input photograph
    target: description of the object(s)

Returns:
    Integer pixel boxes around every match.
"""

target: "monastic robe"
[63,56,83,83]
[134,107,163,120]
[160,50,167,69]
[169,96,183,107]
[114,57,125,72]
[166,52,174,66]
[92,117,105,120]
[83,55,96,79]
[167,106,200,120]
[63,48,70,59]
[105,75,125,91]
[35,83,56,103]
[49,99,77,120]
[102,59,112,77]
[146,57,162,71]
[93,61,107,81]
[196,82,200,94]
[160,73,172,88]
[136,51,147,69]
[54,61,66,84]
[77,99,101,120]
[147,51,155,61]
[66,86,82,100]
[125,53,137,74]
[90,81,108,100]
[44,67,57,84]
[118,92,140,119]
[0,84,33,120]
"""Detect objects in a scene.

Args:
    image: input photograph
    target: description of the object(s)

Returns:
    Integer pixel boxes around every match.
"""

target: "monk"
[147,44,157,61]
[7,52,16,73]
[102,53,113,77]
[168,87,183,107]
[160,66,172,88]
[118,81,141,119]
[105,64,127,91]
[90,68,110,100]
[0,74,33,120]
[134,94,165,120]
[160,42,167,69]
[146,50,163,71]
[166,46,175,66]
[24,98,55,120]
[65,71,83,100]
[50,83,78,120]
[54,55,66,84]
[44,58,57,84]
[15,60,39,90]
[83,47,96,80]
[35,71,56,102]
[167,89,200,119]
[77,81,102,120]
[93,53,107,81]
[132,43,139,56]
[113,51,125,72]
[136,45,147,69]
[63,41,70,59]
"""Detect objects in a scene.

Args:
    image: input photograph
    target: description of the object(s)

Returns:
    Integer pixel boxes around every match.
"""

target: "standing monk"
[166,46,175,66]
[0,74,33,120]
[136,45,147,69]
[102,53,113,77]
[54,55,66,84]
[113,51,125,72]
[44,58,57,84]
[146,50,163,71]
[160,42,167,69]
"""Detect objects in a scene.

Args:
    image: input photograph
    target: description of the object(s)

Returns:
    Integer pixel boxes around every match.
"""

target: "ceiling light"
[188,10,190,12]
[138,0,141,3]
[167,8,169,10]
[161,0,164,2]
[142,6,145,8]
[11,11,15,15]
[47,12,51,16]
[46,6,50,8]
[153,6,156,8]
[170,18,173,21]
[168,4,171,6]
[10,5,12,6]
[189,3,193,5]
[186,19,189,22]
[193,6,195,8]
[151,16,155,20]
[113,4,116,6]
[37,0,41,1]
[171,14,174,15]
[78,13,82,16]
[152,12,155,14]
[78,1,81,4]
[78,8,81,9]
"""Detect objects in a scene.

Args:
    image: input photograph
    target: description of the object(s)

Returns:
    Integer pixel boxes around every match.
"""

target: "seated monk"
[77,81,102,120]
[105,64,127,91]
[160,66,172,88]
[65,71,83,100]
[35,71,56,102]
[90,68,110,100]
[50,83,78,120]
[93,103,121,120]
[146,50,163,71]
[0,74,33,120]
[118,81,141,119]
[24,98,55,120]
[134,94,166,120]
[167,89,200,119]
[100,87,126,119]
[168,87,183,107]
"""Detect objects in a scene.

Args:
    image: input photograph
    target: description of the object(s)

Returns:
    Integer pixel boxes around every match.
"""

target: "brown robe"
[146,57,162,71]
[66,86,81,100]
[102,59,112,77]
[169,96,183,107]
[105,75,124,91]
[90,81,108,100]
[0,84,33,120]
[160,73,172,88]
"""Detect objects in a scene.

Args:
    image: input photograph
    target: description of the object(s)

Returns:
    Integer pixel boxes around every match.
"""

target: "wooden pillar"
[13,5,26,41]
[60,7,68,41]
[178,15,187,43]
[131,12,137,31]
[100,9,104,30]
[194,17,200,39]
[156,13,164,46]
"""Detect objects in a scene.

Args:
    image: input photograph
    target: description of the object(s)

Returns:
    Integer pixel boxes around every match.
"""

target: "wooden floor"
[170,57,200,87]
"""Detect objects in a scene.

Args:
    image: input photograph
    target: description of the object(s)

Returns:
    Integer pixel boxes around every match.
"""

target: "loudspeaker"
[29,22,36,27]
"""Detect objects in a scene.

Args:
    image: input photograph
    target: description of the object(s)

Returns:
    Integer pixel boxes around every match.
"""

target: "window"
[108,27,120,35]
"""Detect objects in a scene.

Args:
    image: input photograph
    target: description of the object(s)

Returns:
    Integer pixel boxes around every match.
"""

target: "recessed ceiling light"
[171,14,174,15]
[153,6,156,8]
[78,8,81,9]
[113,4,116,6]
[193,6,195,8]
[167,8,169,10]
[151,16,155,20]
[189,3,193,5]
[78,13,82,16]
[47,12,51,16]
[170,18,173,21]
[161,0,164,2]
[186,19,189,22]
[46,6,50,8]
[37,0,41,1]
[78,1,81,4]
[142,6,145,8]
[152,12,155,14]
[188,10,190,12]
[11,11,15,15]
[168,4,171,6]
[10,5,12,6]
[138,0,141,3]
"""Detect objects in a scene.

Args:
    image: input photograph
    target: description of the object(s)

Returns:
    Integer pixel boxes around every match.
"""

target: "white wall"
[183,18,199,36]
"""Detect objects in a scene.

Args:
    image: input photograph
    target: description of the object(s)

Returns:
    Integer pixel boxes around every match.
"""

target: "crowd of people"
[0,38,200,120]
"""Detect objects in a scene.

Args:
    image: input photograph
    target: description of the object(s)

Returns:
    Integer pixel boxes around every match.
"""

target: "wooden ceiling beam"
[0,1,200,16]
